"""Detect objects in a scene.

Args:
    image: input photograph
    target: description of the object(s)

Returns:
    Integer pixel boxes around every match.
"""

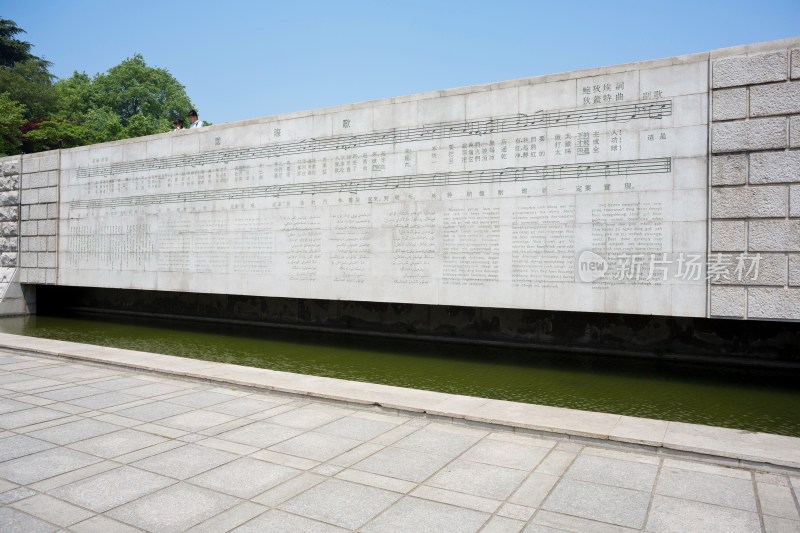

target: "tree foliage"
[0,92,26,155]
[0,18,46,67]
[0,19,197,155]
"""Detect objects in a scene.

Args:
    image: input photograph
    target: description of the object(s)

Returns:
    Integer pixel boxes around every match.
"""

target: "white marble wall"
[53,54,711,317]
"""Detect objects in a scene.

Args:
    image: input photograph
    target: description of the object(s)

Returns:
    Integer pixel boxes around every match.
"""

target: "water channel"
[1,312,798,437]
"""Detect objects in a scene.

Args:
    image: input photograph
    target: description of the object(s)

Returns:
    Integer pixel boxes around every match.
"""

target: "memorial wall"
[52,54,709,318]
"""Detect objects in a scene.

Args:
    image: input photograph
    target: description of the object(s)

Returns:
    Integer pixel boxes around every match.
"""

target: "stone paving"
[0,350,799,532]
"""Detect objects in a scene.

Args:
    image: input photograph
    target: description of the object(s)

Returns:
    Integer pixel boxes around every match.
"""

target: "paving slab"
[48,465,175,512]
[361,496,490,533]
[107,482,240,533]
[542,478,651,529]
[0,434,55,462]
[564,453,659,492]
[0,507,58,533]
[646,494,762,533]
[655,465,757,512]
[68,428,168,459]
[189,456,300,498]
[131,444,238,480]
[26,418,121,445]
[232,509,348,533]
[279,478,402,530]
[425,459,529,500]
[9,494,94,527]
[0,447,102,484]
[0,406,68,429]
[353,445,452,483]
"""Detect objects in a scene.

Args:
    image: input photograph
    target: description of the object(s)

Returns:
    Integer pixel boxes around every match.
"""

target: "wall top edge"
[55,36,795,155]
[21,150,60,161]
[709,36,800,60]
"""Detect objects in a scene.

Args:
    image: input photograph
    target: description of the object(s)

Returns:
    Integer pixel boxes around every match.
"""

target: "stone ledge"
[0,332,797,473]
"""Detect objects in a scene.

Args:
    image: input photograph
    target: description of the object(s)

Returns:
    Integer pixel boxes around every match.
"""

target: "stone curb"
[0,332,798,474]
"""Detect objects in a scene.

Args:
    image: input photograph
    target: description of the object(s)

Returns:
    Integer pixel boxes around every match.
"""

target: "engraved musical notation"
[76,100,672,179]
[70,157,671,210]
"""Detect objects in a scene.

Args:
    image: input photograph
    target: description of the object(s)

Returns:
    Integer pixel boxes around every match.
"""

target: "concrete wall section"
[710,39,800,320]
[55,55,709,318]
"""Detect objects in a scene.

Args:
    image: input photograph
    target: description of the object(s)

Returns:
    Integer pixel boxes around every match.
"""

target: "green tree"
[0,59,55,120]
[0,18,196,154]
[0,92,26,155]
[23,118,91,152]
[0,18,47,68]
[92,54,192,127]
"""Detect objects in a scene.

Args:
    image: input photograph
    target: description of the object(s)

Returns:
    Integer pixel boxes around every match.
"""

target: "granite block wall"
[710,42,800,320]
[0,154,32,315]
[18,151,59,286]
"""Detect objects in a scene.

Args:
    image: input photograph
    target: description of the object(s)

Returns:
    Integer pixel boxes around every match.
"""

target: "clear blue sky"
[2,0,798,125]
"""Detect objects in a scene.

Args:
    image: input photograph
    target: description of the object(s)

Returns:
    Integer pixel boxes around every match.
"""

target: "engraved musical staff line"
[69,157,671,210]
[76,100,672,179]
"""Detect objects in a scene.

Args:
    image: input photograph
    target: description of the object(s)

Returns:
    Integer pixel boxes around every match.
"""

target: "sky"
[1,0,799,126]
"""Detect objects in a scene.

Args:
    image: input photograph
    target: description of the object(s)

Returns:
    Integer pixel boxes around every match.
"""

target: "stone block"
[20,220,37,236]
[789,185,800,217]
[711,220,746,251]
[712,118,786,153]
[0,191,18,207]
[47,170,58,187]
[29,236,46,252]
[19,188,37,205]
[46,203,58,219]
[710,287,746,317]
[711,186,786,218]
[750,151,800,184]
[792,116,800,148]
[19,205,27,220]
[46,236,57,252]
[750,82,800,117]
[19,252,35,267]
[1,159,20,176]
[710,253,787,286]
[749,220,800,251]
[2,252,18,267]
[37,253,55,268]
[0,238,16,253]
[712,154,747,186]
[790,255,800,286]
[45,268,55,284]
[748,288,800,320]
[19,237,28,252]
[37,186,57,203]
[21,173,47,190]
[28,204,47,220]
[712,88,747,121]
[19,268,47,283]
[0,222,18,237]
[0,207,19,222]
[712,51,787,88]
[0,175,19,192]
[792,49,800,80]
[37,220,56,236]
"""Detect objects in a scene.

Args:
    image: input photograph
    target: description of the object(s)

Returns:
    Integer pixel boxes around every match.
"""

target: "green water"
[1,313,798,437]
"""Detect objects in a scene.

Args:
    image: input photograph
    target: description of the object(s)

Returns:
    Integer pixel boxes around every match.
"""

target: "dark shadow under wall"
[33,284,800,369]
